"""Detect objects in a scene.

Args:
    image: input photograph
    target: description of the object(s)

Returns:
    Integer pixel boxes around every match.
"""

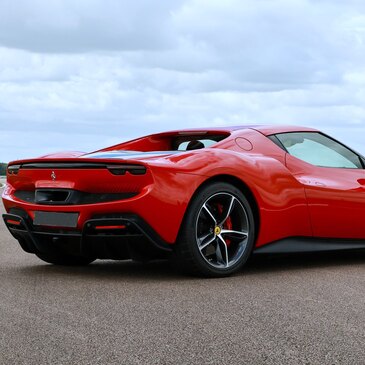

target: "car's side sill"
[254,237,365,254]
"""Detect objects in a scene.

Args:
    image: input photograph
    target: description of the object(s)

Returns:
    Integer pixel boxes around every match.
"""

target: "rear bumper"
[2,212,172,260]
[2,167,205,244]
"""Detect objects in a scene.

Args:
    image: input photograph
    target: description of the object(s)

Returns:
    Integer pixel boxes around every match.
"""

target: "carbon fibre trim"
[20,162,111,169]
[254,237,365,254]
[2,212,173,258]
[14,189,138,205]
[11,162,146,172]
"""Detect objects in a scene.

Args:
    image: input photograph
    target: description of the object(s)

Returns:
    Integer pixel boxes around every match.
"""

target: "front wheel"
[35,252,95,266]
[176,182,255,277]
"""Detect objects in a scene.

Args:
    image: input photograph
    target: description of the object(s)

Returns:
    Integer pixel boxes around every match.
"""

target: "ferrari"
[2,125,365,277]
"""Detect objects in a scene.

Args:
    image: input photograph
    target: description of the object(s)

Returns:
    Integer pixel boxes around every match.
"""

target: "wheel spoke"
[198,233,216,251]
[220,229,248,241]
[217,235,229,267]
[202,204,217,225]
[215,239,224,265]
[219,196,236,226]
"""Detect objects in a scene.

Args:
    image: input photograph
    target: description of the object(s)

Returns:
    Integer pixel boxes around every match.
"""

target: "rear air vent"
[35,190,70,204]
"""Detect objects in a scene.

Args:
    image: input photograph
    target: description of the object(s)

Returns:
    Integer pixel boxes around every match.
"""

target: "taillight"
[6,219,21,226]
[7,164,20,175]
[94,225,126,230]
[107,165,146,176]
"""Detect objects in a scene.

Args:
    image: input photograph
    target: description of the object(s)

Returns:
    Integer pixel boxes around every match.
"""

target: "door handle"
[357,179,365,186]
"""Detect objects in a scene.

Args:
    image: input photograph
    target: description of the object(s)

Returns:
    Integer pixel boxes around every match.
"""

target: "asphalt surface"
[1,194,365,365]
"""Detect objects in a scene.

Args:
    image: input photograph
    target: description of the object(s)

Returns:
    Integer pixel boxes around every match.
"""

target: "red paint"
[285,154,365,239]
[2,125,365,249]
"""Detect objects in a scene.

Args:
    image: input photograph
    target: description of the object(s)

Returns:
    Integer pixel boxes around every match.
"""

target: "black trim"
[82,215,172,253]
[13,190,36,203]
[14,189,138,205]
[266,135,286,151]
[254,237,365,254]
[13,162,147,174]
[20,162,111,169]
[2,212,172,259]
[2,214,40,253]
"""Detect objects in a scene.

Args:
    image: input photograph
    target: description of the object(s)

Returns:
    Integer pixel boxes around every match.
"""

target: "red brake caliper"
[224,216,232,247]
[217,203,232,247]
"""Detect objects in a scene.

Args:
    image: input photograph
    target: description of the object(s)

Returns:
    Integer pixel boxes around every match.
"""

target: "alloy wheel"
[195,192,250,269]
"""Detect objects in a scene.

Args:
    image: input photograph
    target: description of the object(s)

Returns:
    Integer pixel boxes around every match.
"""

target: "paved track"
[0,196,365,364]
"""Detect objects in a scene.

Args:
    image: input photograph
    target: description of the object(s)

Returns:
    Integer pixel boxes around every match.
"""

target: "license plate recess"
[33,212,79,228]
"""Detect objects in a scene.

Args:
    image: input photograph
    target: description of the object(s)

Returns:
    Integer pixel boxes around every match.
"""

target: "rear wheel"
[176,182,255,277]
[35,252,95,266]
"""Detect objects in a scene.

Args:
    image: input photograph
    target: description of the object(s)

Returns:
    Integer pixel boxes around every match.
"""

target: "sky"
[1,0,365,162]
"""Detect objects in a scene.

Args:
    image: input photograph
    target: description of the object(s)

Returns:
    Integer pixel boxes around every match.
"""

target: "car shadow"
[245,250,365,275]
[16,259,186,282]
[13,249,365,282]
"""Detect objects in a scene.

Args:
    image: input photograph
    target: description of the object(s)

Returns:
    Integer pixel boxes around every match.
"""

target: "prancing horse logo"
[51,171,56,181]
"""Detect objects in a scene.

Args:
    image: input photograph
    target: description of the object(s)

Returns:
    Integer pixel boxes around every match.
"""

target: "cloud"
[0,0,365,162]
[0,0,183,53]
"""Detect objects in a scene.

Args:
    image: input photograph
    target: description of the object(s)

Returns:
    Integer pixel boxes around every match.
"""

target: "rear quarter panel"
[149,143,311,247]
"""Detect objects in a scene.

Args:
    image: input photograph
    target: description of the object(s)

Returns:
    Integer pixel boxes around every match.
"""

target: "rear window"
[172,135,227,151]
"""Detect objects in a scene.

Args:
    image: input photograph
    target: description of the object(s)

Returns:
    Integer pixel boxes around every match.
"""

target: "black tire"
[175,182,255,277]
[35,252,95,266]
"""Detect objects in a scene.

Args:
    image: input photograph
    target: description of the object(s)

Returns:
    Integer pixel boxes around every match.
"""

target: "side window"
[275,132,363,169]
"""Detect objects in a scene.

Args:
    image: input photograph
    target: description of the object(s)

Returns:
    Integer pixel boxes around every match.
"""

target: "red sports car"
[2,125,365,277]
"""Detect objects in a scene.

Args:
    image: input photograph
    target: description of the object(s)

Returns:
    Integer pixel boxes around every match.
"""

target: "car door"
[273,132,365,239]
